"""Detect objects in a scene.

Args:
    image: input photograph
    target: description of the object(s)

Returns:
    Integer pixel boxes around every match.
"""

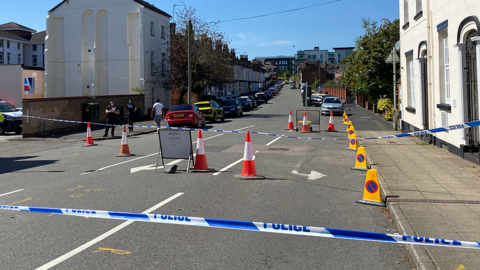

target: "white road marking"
[213,151,259,176]
[291,170,327,180]
[361,117,372,119]
[35,192,184,270]
[0,189,24,197]
[130,157,194,174]
[266,135,283,146]
[82,133,224,175]
[234,125,255,131]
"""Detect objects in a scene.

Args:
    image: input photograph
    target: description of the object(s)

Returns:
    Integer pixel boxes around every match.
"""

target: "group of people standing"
[103,99,166,137]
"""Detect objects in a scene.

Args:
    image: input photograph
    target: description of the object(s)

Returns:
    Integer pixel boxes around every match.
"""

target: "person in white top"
[151,99,166,132]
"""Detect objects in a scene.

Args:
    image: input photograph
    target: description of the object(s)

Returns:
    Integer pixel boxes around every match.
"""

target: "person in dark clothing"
[127,99,136,132]
[104,100,119,137]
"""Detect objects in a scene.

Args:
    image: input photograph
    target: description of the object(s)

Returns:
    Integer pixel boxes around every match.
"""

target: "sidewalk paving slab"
[358,130,480,270]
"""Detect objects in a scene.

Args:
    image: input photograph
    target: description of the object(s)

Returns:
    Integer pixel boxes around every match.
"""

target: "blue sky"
[1,0,398,59]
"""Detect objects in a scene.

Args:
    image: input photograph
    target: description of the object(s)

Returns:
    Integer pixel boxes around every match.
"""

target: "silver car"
[321,97,344,115]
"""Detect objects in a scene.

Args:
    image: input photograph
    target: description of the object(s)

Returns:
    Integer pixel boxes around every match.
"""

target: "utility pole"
[187,20,192,104]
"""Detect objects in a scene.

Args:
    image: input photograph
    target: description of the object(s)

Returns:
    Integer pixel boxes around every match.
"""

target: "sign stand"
[156,129,194,173]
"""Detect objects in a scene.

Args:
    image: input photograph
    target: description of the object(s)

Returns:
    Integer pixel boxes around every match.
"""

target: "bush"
[377,98,393,120]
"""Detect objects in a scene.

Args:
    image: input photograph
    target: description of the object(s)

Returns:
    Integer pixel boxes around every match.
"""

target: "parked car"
[311,95,323,107]
[0,101,22,135]
[290,84,296,89]
[165,104,206,128]
[255,92,268,103]
[245,96,257,108]
[194,101,225,123]
[321,97,344,115]
[220,99,243,117]
[263,91,272,99]
[236,97,253,111]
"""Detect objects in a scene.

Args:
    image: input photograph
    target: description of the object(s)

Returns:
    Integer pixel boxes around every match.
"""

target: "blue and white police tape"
[23,115,480,141]
[1,204,479,249]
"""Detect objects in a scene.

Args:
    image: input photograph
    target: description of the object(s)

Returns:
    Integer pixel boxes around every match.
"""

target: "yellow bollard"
[347,134,358,151]
[356,169,385,206]
[351,146,368,171]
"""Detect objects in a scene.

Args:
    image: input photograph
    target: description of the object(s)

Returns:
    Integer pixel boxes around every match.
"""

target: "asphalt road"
[0,85,413,269]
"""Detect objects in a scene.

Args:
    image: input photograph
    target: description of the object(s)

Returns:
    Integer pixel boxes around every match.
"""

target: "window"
[161,53,166,76]
[7,53,11,64]
[403,0,410,24]
[33,44,37,51]
[338,54,341,63]
[416,0,422,14]
[17,43,20,50]
[444,32,450,104]
[150,51,155,75]
[150,21,155,36]
[161,25,165,39]
[409,59,415,107]
[7,41,10,48]
[18,54,21,64]
[0,39,2,47]
[32,55,37,66]
[0,52,3,64]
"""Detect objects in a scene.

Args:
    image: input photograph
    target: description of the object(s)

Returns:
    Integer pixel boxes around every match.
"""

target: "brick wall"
[300,63,328,85]
[22,94,144,137]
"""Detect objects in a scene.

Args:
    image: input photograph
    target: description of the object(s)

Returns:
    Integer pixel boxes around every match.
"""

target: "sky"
[1,0,399,60]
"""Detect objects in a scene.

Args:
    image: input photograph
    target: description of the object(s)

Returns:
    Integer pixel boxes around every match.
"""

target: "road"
[0,85,413,269]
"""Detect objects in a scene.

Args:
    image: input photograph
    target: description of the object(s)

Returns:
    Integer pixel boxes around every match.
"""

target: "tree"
[170,5,231,104]
[342,18,399,104]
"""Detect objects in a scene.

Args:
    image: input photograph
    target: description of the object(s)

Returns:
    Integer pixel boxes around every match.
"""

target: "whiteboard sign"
[158,129,193,160]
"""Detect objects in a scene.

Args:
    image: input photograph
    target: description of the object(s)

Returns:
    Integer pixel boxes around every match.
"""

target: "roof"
[29,31,46,43]
[0,29,29,42]
[0,22,36,33]
[50,0,171,17]
[332,47,355,50]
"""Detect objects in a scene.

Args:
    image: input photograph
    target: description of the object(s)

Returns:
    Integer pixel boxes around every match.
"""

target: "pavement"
[350,106,480,270]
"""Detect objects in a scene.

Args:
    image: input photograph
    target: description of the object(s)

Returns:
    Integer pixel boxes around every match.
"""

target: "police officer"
[104,100,119,137]
[127,99,136,132]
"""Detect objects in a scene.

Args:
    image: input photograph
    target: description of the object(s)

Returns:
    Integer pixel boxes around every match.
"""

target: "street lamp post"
[385,45,400,131]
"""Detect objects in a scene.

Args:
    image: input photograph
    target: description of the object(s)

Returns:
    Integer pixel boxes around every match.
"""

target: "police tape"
[1,204,479,249]
[23,115,480,141]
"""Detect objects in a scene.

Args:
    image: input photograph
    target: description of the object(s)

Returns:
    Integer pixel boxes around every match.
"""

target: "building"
[254,55,295,74]
[45,0,171,110]
[304,47,329,64]
[332,47,355,63]
[0,22,46,68]
[399,0,480,163]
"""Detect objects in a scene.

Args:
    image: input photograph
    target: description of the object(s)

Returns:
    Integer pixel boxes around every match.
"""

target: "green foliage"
[342,18,400,104]
[131,86,145,94]
[377,98,393,120]
[324,80,339,86]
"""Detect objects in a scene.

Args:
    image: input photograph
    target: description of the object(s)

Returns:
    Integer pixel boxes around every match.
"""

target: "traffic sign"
[365,180,378,194]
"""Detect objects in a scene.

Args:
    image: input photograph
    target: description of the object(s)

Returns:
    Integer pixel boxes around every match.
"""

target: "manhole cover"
[267,148,289,151]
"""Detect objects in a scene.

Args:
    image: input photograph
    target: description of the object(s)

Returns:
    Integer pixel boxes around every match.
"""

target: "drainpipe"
[426,0,435,129]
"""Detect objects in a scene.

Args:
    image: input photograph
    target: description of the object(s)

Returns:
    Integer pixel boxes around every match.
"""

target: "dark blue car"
[236,97,252,111]
[220,99,243,117]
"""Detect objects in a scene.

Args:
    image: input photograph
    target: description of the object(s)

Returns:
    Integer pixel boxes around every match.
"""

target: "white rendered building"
[45,0,171,108]
[400,0,480,162]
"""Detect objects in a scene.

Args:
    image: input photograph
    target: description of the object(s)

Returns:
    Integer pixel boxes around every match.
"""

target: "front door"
[465,30,479,152]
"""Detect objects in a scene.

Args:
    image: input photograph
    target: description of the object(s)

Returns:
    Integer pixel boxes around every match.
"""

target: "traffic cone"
[351,146,368,171]
[193,129,215,172]
[356,169,385,206]
[285,111,295,130]
[84,123,97,147]
[327,111,336,132]
[117,125,135,157]
[301,112,310,133]
[343,113,349,124]
[347,133,358,151]
[346,121,353,131]
[348,126,356,138]
[234,131,264,179]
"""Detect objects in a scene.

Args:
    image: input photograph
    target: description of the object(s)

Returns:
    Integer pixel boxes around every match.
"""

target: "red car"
[165,104,206,128]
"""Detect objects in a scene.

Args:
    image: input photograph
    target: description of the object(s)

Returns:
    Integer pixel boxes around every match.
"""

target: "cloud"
[238,32,247,41]
[257,40,293,47]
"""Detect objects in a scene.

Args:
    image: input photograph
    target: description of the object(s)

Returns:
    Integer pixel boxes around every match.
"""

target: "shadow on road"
[0,156,59,174]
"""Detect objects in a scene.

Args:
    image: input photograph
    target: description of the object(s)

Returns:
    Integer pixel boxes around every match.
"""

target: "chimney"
[314,47,319,50]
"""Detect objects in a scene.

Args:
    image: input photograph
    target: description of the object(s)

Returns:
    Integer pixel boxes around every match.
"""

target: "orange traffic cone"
[117,125,135,157]
[327,111,336,132]
[193,129,215,172]
[301,112,310,133]
[286,111,295,130]
[235,131,264,179]
[84,123,97,147]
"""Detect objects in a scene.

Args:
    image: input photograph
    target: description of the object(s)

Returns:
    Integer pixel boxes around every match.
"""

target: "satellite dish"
[395,41,400,51]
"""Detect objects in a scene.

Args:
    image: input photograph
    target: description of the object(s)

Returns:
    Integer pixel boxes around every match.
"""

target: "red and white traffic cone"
[235,131,264,179]
[301,112,310,133]
[327,111,336,132]
[117,125,135,157]
[286,111,295,130]
[84,123,97,147]
[193,129,215,171]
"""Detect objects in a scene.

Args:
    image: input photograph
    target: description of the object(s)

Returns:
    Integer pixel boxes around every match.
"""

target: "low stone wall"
[23,94,144,137]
